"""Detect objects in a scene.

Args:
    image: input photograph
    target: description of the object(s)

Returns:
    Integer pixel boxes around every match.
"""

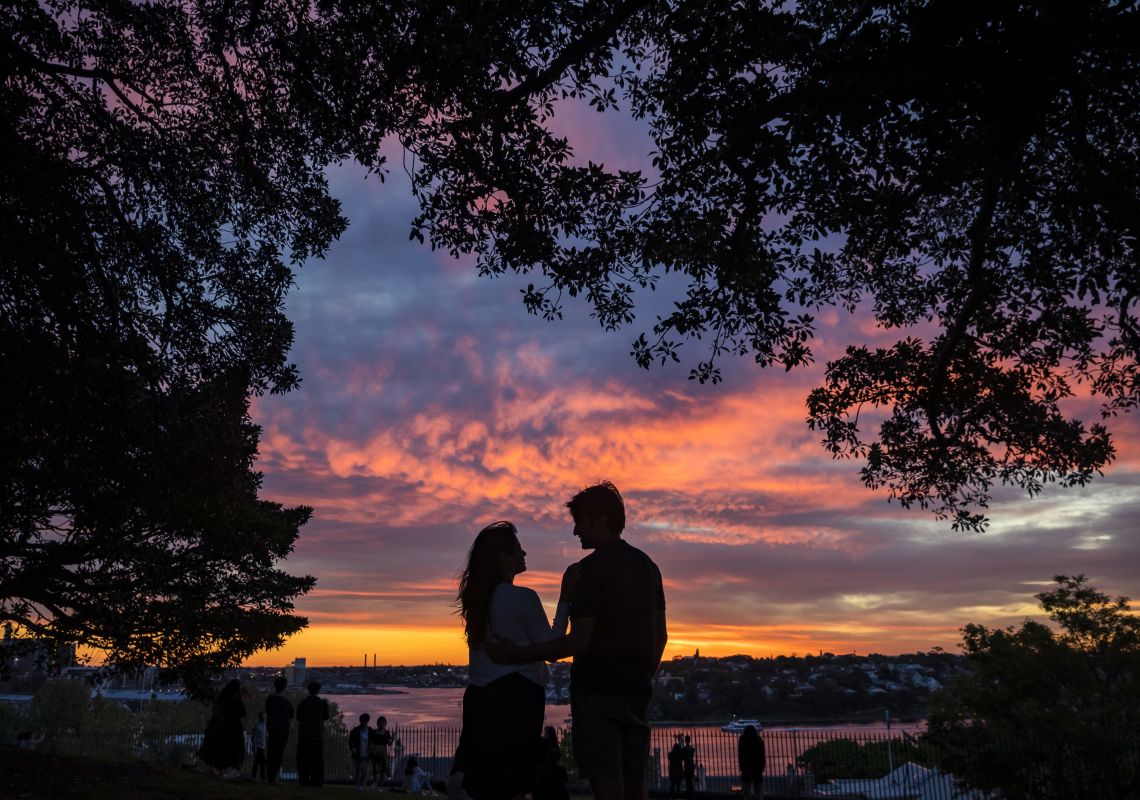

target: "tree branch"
[925,179,999,444]
[495,0,651,109]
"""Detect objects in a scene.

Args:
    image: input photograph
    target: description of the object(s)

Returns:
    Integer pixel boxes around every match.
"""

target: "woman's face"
[500,537,527,577]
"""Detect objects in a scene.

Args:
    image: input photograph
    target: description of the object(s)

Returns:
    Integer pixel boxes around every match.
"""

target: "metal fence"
[20,723,974,797]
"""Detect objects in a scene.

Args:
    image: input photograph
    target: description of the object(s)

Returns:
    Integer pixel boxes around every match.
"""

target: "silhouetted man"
[264,676,294,784]
[296,680,330,786]
[489,481,668,800]
[349,712,372,789]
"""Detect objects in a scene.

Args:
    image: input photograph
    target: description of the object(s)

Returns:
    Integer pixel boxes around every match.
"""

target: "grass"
[0,746,404,800]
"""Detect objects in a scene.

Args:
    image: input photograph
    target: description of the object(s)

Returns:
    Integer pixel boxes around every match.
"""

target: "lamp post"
[885,708,894,777]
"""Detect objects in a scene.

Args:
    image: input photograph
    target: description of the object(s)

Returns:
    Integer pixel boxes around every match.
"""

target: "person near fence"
[198,678,248,777]
[488,481,669,800]
[350,712,372,789]
[250,711,268,780]
[264,675,294,784]
[456,521,572,800]
[667,739,684,800]
[296,680,330,787]
[681,735,696,800]
[532,746,570,800]
[403,755,434,793]
[538,726,560,765]
[372,715,394,786]
[738,725,765,800]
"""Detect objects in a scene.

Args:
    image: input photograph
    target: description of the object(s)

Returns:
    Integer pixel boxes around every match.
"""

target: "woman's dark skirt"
[460,672,545,800]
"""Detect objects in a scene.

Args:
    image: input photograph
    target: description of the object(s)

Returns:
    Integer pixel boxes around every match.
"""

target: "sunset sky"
[246,107,1140,668]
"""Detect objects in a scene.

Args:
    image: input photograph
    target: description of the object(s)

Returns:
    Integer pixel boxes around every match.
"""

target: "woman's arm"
[518,588,569,644]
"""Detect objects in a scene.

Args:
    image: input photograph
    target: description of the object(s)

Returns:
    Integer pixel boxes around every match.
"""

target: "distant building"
[286,657,307,687]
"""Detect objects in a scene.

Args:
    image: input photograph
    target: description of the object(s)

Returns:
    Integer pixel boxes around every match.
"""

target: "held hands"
[484,634,523,664]
[559,562,582,604]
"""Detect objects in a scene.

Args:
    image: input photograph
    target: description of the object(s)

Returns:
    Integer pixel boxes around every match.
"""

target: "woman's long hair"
[213,678,241,710]
[456,521,518,646]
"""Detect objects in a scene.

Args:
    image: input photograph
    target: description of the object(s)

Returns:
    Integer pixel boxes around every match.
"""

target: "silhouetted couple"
[456,481,668,800]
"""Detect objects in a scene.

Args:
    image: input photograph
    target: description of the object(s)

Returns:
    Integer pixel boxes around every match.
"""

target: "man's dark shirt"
[296,694,329,741]
[265,692,294,731]
[570,538,666,696]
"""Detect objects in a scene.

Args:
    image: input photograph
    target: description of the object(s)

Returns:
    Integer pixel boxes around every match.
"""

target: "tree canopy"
[1,0,342,689]
[3,0,1138,683]
[927,575,1140,800]
[398,0,1140,529]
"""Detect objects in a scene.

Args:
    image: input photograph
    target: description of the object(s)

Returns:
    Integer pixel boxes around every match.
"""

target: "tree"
[926,575,1140,800]
[400,0,1140,529]
[797,737,930,782]
[1,0,345,689]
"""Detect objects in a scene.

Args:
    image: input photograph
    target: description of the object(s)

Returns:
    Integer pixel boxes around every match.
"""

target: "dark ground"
[0,746,360,799]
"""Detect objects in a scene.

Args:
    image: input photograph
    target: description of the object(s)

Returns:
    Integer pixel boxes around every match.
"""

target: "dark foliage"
[927,575,1140,800]
[0,0,341,691]
[398,1,1140,529]
[797,737,930,782]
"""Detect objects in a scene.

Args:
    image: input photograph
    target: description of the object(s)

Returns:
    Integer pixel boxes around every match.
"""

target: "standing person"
[296,680,330,787]
[371,715,394,786]
[250,711,268,780]
[681,735,696,800]
[539,726,560,765]
[456,521,572,800]
[198,679,248,776]
[264,676,294,785]
[489,481,669,800]
[738,725,766,800]
[667,740,684,800]
[349,713,372,789]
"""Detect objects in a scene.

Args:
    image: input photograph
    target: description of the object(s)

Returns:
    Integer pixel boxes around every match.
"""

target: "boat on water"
[721,719,762,733]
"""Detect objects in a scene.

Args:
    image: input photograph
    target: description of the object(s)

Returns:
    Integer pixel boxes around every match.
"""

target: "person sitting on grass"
[403,756,434,793]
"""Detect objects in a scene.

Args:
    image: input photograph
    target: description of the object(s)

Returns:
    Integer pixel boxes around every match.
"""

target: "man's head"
[307,680,321,695]
[566,481,625,549]
[273,676,287,693]
[359,713,370,724]
[258,711,266,722]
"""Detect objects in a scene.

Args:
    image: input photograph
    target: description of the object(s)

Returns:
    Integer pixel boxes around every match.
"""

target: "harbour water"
[326,686,924,735]
[325,686,571,728]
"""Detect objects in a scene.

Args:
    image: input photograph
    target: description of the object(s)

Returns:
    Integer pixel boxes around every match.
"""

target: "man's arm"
[654,608,668,669]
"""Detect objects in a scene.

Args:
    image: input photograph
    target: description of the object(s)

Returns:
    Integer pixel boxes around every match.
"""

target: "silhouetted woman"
[539,725,559,764]
[198,679,248,776]
[738,724,766,800]
[456,522,570,800]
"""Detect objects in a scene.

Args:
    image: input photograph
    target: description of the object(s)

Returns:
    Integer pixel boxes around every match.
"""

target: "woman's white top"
[468,583,570,688]
[404,766,432,792]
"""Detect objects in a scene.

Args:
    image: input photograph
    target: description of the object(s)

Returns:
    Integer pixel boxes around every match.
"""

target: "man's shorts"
[571,690,651,782]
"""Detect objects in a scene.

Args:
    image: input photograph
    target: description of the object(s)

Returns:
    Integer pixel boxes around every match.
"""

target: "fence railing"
[13,723,977,797]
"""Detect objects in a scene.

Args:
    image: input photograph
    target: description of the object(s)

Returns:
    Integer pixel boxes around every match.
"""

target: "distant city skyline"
[246,123,1140,668]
